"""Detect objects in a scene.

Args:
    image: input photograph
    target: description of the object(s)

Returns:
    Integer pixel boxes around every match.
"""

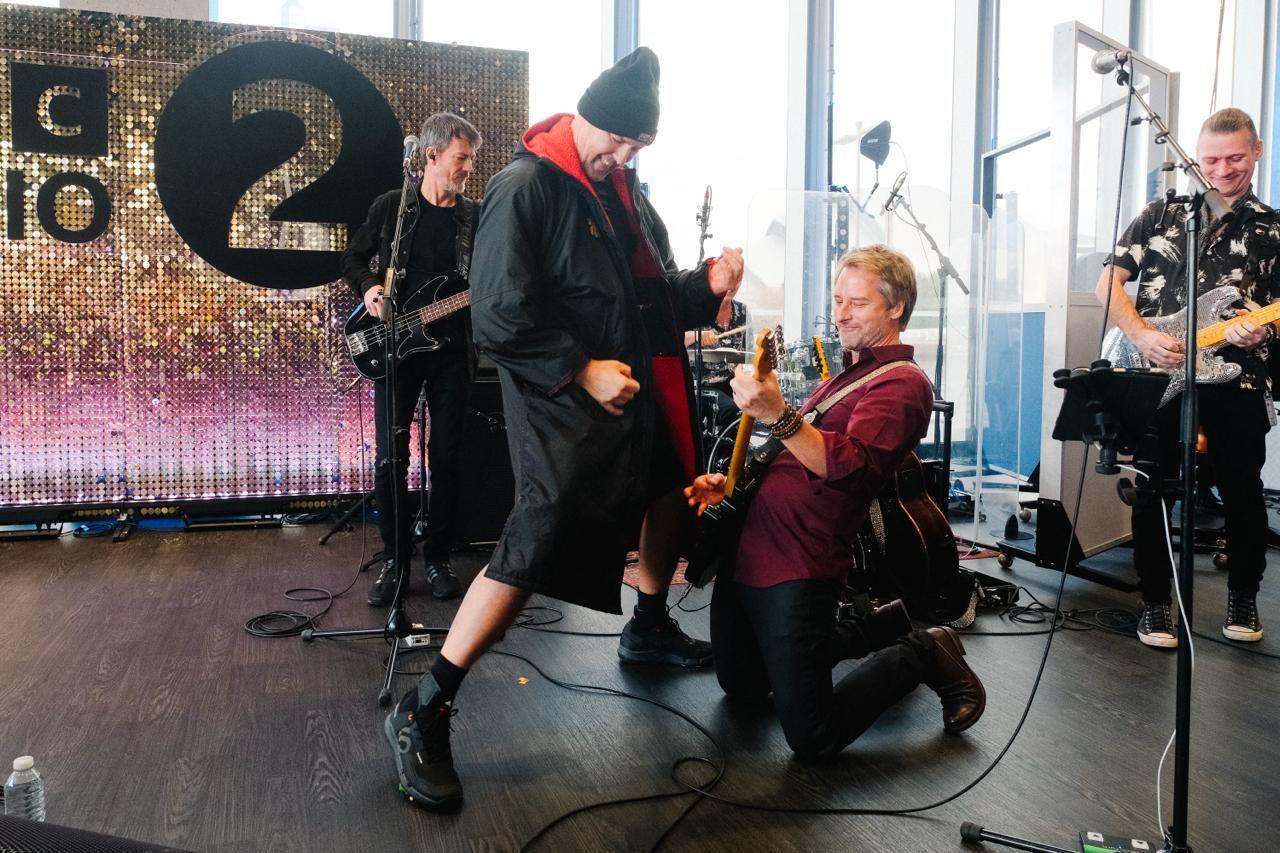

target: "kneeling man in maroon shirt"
[686,245,985,758]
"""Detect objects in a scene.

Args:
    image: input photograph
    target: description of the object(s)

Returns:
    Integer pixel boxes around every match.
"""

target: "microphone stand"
[888,194,968,453]
[693,186,713,446]
[965,55,1227,853]
[302,152,446,708]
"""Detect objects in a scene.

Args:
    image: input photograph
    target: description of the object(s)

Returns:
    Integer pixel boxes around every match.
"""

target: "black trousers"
[1132,381,1270,603]
[373,351,470,563]
[711,578,934,760]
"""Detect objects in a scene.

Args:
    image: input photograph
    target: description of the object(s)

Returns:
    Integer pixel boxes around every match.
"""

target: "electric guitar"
[1100,284,1280,406]
[685,327,784,587]
[344,273,469,380]
[722,327,782,497]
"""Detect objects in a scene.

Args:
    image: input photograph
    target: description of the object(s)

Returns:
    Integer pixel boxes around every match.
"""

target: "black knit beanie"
[577,46,660,145]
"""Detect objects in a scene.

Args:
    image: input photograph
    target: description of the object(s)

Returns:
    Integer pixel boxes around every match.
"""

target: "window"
[212,0,394,38]
[418,1,606,127]
[831,2,956,203]
[1143,1,1237,165]
[638,0,789,269]
[996,1,1104,145]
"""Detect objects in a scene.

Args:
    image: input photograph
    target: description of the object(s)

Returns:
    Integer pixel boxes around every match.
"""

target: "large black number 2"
[155,40,403,290]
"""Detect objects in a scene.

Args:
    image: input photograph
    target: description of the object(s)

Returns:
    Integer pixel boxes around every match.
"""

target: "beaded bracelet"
[768,405,804,439]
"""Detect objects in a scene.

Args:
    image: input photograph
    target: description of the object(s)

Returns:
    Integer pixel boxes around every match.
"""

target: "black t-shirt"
[406,197,457,284]
[404,197,466,351]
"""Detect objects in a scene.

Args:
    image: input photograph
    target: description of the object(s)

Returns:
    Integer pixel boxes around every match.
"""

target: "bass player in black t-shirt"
[340,112,483,605]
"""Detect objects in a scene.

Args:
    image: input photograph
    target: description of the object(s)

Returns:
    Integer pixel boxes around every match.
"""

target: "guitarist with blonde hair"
[685,245,985,758]
[1096,107,1280,647]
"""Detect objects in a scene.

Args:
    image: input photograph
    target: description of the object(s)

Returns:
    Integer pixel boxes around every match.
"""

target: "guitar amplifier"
[453,371,515,546]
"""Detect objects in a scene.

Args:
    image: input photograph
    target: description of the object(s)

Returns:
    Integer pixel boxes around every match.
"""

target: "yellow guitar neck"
[1198,301,1280,348]
[722,415,755,498]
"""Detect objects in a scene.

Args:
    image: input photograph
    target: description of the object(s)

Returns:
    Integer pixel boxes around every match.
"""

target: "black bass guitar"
[344,273,469,380]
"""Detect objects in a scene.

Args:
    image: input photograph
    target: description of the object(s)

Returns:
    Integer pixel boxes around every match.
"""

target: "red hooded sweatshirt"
[522,114,698,482]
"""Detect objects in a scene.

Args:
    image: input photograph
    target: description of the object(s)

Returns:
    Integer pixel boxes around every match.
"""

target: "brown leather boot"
[922,626,986,734]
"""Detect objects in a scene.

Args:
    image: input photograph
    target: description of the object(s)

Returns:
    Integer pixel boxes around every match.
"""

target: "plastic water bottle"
[4,756,46,821]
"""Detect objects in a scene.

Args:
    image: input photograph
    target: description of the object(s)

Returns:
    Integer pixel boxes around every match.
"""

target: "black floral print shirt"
[1106,189,1280,390]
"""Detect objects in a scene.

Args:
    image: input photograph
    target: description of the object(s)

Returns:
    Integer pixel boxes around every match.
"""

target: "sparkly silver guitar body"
[1100,285,1244,407]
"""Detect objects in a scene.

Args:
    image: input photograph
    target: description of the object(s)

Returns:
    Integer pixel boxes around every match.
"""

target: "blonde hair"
[836,244,918,329]
[1201,107,1258,142]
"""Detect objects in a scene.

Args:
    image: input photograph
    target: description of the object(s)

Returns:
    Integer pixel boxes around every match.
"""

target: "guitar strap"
[807,359,926,421]
[744,360,925,473]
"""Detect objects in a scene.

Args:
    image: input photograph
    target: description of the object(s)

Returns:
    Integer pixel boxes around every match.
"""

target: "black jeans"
[711,578,934,760]
[373,351,470,563]
[1132,381,1270,602]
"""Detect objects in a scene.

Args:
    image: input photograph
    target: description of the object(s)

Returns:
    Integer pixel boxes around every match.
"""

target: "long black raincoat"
[469,119,721,614]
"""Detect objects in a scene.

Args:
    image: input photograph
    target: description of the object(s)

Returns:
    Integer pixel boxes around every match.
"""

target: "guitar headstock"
[752,325,785,379]
[812,335,830,382]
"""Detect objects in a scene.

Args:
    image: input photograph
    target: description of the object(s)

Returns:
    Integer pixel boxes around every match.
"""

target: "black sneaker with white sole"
[1223,590,1264,642]
[383,675,463,812]
[1137,601,1178,649]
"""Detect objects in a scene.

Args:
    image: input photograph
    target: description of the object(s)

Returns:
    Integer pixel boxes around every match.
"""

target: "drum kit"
[691,332,844,470]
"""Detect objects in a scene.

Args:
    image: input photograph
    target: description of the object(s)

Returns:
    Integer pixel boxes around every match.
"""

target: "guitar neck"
[414,290,471,327]
[723,415,755,498]
[1198,300,1280,348]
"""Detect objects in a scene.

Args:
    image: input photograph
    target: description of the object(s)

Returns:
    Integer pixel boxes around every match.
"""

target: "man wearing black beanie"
[381,47,745,812]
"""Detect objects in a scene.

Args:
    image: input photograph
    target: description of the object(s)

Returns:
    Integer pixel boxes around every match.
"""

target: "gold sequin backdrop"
[0,5,527,508]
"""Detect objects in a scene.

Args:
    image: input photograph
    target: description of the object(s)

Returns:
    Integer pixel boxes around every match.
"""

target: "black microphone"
[1090,48,1130,74]
[881,172,906,213]
[402,134,419,165]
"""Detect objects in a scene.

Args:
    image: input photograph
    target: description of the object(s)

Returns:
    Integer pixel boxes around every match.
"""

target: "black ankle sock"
[428,654,468,702]
[632,589,667,630]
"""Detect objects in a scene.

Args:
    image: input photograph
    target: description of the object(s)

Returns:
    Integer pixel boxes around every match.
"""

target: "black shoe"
[383,675,463,812]
[368,559,406,608]
[425,560,462,600]
[1137,601,1178,648]
[618,616,713,667]
[922,627,985,734]
[1223,590,1264,642]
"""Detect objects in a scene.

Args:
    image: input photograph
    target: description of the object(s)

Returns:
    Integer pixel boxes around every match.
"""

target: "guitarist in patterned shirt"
[1096,108,1280,647]
[685,245,985,758]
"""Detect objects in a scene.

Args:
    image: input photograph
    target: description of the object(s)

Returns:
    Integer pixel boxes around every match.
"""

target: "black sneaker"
[383,676,463,812]
[618,616,713,667]
[1137,601,1178,648]
[425,560,462,600]
[367,559,406,608]
[1223,590,1264,642]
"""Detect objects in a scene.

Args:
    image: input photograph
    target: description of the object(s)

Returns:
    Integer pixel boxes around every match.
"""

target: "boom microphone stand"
[303,138,447,708]
[888,190,969,459]
[693,186,713,438]
[964,52,1231,853]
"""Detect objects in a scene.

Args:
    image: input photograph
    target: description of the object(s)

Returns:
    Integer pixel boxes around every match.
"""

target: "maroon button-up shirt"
[734,344,934,589]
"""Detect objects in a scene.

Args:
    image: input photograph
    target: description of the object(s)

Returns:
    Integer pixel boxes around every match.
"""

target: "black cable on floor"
[485,648,725,853]
[245,386,374,638]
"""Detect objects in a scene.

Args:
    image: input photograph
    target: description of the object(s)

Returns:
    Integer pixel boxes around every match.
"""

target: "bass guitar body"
[344,274,468,380]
